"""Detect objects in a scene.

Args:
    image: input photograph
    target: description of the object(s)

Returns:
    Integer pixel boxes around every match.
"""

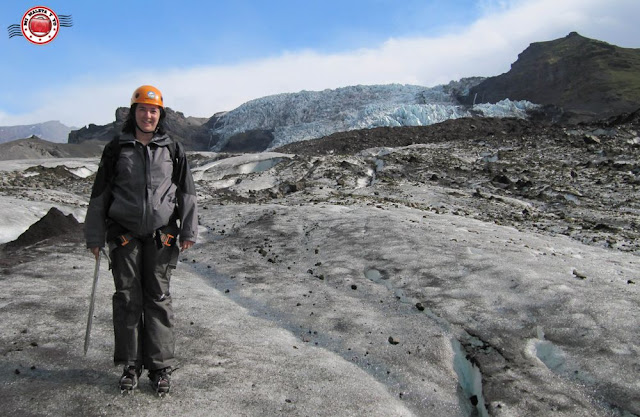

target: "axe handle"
[84,250,101,355]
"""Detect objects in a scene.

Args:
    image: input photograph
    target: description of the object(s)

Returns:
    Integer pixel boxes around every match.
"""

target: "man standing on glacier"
[84,85,198,395]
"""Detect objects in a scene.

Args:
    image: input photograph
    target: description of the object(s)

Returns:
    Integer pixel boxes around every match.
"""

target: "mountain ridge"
[0,120,76,144]
[0,136,104,161]
[463,32,640,121]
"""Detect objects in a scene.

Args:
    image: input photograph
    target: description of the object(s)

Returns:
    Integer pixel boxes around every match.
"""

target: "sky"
[0,0,639,128]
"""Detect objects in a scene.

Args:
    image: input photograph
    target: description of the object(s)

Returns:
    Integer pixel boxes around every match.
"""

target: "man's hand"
[180,240,195,251]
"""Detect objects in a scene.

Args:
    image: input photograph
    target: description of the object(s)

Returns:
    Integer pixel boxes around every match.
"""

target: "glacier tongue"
[210,83,539,151]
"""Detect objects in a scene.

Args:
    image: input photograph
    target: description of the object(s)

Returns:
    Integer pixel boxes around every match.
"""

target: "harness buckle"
[161,233,175,247]
[118,234,131,246]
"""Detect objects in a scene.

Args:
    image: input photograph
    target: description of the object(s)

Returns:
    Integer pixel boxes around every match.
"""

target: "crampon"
[119,365,141,394]
[149,367,172,397]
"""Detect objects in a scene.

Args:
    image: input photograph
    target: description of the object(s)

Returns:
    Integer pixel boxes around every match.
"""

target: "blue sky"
[1,0,639,128]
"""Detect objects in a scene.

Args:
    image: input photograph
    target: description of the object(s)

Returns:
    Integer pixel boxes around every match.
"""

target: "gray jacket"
[84,133,198,248]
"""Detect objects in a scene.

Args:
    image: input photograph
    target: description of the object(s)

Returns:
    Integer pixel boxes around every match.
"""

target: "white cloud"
[1,0,638,128]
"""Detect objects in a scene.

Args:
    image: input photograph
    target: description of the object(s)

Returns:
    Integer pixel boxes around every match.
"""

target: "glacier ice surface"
[209,83,539,151]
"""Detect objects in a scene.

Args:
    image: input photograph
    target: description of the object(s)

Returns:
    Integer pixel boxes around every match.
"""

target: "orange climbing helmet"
[130,85,164,108]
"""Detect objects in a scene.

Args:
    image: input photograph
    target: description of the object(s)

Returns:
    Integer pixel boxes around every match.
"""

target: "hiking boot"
[149,367,172,396]
[119,365,141,392]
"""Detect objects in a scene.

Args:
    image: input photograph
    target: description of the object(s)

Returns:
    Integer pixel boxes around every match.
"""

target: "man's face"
[135,103,161,132]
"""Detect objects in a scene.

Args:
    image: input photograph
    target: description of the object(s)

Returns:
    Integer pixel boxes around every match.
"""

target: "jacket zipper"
[140,141,150,235]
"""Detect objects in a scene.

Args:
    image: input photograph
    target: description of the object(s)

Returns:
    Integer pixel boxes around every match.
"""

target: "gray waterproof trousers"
[110,234,179,371]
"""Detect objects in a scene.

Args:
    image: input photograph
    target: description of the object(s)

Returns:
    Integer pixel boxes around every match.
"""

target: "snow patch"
[68,166,94,178]
[192,153,291,182]
[356,176,371,189]
[528,327,568,373]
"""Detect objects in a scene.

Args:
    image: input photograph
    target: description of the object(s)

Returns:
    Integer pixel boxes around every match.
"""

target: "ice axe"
[84,248,109,355]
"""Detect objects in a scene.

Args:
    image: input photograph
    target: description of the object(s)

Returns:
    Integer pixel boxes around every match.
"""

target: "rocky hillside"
[0,136,104,160]
[68,107,208,149]
[463,32,640,121]
[0,121,75,144]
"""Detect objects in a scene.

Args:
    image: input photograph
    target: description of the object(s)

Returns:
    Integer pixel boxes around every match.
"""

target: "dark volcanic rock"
[68,107,208,150]
[5,207,83,250]
[188,113,274,152]
[67,107,128,145]
[161,108,210,150]
[462,32,640,121]
[187,112,226,151]
[220,129,274,152]
[275,117,547,156]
